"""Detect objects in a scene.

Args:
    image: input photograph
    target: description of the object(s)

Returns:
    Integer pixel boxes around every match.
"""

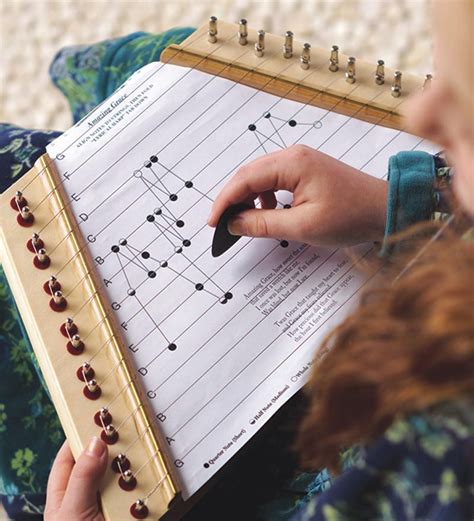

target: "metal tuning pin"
[329,45,339,72]
[254,30,265,57]
[112,452,130,473]
[102,423,119,445]
[119,469,137,491]
[283,31,293,58]
[60,317,77,337]
[345,56,356,83]
[32,233,41,249]
[50,289,67,312]
[423,73,433,90]
[87,379,99,392]
[208,16,218,43]
[130,499,149,519]
[375,59,385,85]
[82,362,93,378]
[20,205,32,221]
[15,191,26,208]
[38,248,48,264]
[67,331,84,354]
[71,334,83,350]
[300,43,311,70]
[44,275,61,295]
[391,71,402,97]
[238,19,248,45]
[94,405,112,427]
[83,378,102,400]
[27,232,44,253]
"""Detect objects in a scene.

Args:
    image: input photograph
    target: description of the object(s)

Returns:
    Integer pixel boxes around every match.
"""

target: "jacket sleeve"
[381,150,436,254]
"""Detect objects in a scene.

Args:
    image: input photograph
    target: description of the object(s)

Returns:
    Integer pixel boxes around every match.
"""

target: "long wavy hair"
[296,218,474,473]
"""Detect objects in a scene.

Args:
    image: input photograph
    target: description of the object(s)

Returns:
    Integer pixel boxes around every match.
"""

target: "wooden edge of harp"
[160,20,425,132]
[0,156,184,521]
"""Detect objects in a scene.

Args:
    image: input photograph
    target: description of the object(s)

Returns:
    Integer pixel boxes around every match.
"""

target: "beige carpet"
[0,0,433,131]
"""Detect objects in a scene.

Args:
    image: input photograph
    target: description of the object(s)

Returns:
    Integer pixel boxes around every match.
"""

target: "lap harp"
[0,18,428,520]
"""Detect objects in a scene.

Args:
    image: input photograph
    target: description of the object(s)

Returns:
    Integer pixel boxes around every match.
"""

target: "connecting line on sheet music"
[47,50,393,300]
[248,112,323,153]
[61,68,407,366]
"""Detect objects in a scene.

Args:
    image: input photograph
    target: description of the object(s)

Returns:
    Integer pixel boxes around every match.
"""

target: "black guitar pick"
[211,203,253,257]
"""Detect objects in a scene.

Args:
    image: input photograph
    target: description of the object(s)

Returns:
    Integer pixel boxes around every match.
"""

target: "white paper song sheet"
[47,62,438,499]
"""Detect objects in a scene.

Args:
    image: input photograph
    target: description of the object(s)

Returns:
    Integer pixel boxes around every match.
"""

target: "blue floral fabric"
[1,29,473,521]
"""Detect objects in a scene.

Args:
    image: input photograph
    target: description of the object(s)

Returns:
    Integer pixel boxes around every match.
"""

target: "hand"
[45,437,108,521]
[208,145,388,246]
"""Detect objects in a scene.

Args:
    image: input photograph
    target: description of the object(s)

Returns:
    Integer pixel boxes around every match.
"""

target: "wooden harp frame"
[0,20,424,520]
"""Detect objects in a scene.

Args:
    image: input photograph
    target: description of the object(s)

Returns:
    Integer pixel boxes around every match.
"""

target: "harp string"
[61,51,410,421]
[15,23,423,501]
[19,28,243,197]
[86,107,423,462]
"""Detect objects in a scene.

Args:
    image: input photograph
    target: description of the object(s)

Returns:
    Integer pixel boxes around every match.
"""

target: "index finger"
[45,441,75,515]
[207,148,299,227]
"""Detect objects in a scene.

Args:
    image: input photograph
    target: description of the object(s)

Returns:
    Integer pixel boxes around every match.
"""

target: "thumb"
[61,436,108,517]
[228,207,304,240]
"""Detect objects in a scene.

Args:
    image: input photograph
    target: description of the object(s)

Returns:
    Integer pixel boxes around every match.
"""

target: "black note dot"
[150,155,158,163]
[176,220,184,228]
[264,112,271,119]
[145,162,152,168]
[195,283,204,291]
[280,240,289,248]
[185,181,193,188]
[283,204,291,209]
[119,238,128,246]
[154,208,162,215]
[248,124,256,131]
[288,120,297,127]
[168,343,177,351]
[169,194,178,201]
[146,215,155,222]
[220,298,228,305]
[111,245,120,253]
[225,292,233,300]
[160,261,168,268]
[148,270,156,278]
[175,246,183,254]
[127,288,136,296]
[141,251,150,259]
[183,239,191,247]
[203,463,210,469]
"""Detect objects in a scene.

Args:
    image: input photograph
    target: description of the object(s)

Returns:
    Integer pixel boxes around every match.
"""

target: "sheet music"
[46,62,438,499]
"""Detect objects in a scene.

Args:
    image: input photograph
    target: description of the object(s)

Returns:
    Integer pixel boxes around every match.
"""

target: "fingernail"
[86,436,105,458]
[227,216,243,236]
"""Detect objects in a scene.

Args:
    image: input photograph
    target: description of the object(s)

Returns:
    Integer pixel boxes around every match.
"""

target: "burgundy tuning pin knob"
[83,378,101,400]
[50,290,67,312]
[130,499,148,519]
[94,406,112,427]
[60,317,78,337]
[112,453,130,473]
[34,248,50,269]
[119,469,137,491]
[27,233,44,253]
[101,423,119,445]
[17,205,34,227]
[77,362,94,382]
[43,275,61,295]
[67,334,84,355]
[10,190,27,210]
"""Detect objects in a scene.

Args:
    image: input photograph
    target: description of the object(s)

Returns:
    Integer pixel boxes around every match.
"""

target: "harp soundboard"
[0,18,436,520]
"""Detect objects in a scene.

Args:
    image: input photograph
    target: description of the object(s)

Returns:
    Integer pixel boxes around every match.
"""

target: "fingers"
[61,436,108,516]
[45,441,75,515]
[228,206,307,240]
[208,148,300,227]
